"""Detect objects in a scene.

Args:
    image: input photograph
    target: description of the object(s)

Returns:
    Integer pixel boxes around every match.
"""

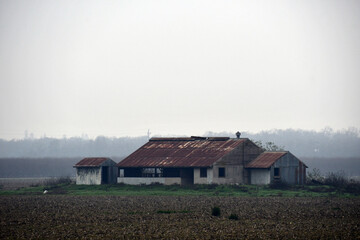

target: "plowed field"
[0,196,359,239]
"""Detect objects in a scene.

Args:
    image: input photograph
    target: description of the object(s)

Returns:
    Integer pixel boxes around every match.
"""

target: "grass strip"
[1,183,358,197]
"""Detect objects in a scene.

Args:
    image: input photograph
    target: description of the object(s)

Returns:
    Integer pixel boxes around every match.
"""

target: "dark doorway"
[274,168,280,179]
[180,168,194,185]
[102,166,109,184]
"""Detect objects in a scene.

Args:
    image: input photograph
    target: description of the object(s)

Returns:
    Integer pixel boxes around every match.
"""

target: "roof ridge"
[149,136,234,142]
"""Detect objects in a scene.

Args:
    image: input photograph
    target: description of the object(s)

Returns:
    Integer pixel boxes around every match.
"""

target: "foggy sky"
[1,0,359,140]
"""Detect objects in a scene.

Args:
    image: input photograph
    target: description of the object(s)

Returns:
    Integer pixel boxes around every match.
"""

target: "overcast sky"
[0,0,359,140]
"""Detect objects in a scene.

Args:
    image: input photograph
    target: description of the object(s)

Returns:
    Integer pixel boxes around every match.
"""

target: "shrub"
[344,181,360,194]
[306,169,360,194]
[324,171,348,187]
[307,168,324,184]
[307,169,350,188]
[228,214,239,220]
[211,206,221,216]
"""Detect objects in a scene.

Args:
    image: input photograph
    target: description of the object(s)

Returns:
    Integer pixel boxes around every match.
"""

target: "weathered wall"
[272,153,305,184]
[117,177,181,185]
[243,141,265,184]
[193,168,213,184]
[250,169,270,185]
[213,141,245,184]
[298,161,306,185]
[248,153,306,185]
[76,167,102,185]
[244,141,265,164]
[110,166,117,184]
[101,159,118,184]
[212,165,244,184]
[212,139,264,184]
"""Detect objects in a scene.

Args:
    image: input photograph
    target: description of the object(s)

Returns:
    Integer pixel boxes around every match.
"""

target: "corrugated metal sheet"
[117,138,246,168]
[75,158,109,167]
[246,152,287,168]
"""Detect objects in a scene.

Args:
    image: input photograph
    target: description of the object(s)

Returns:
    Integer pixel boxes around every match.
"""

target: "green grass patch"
[1,183,359,197]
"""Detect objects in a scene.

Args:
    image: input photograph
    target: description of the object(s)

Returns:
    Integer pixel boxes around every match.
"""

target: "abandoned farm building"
[117,136,307,185]
[74,158,117,185]
[246,152,307,185]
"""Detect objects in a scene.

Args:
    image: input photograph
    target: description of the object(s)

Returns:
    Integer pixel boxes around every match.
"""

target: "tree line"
[207,127,360,158]
[0,127,359,158]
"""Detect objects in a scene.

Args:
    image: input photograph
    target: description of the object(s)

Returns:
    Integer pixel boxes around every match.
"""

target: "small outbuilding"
[246,152,307,185]
[74,157,117,185]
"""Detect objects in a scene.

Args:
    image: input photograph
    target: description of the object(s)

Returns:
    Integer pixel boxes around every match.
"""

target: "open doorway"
[180,168,194,185]
[102,166,109,184]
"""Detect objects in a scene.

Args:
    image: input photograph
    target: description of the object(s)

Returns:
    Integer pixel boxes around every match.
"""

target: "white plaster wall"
[76,167,102,185]
[164,178,182,185]
[117,177,181,185]
[250,169,270,185]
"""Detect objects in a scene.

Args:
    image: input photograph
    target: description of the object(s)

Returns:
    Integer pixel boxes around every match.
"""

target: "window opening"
[218,167,225,178]
[200,168,207,178]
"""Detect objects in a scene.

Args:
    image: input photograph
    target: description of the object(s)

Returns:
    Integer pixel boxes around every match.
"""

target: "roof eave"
[245,166,272,169]
[117,165,213,168]
[74,165,102,168]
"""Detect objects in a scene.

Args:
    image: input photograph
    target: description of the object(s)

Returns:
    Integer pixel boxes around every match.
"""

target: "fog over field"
[0,1,359,178]
[1,128,359,158]
[0,1,359,140]
[0,128,359,178]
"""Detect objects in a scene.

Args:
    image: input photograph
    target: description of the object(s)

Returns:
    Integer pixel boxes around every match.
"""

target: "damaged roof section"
[245,152,287,168]
[74,157,111,167]
[117,137,246,168]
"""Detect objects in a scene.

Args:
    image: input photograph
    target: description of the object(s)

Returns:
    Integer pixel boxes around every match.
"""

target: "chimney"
[236,131,241,139]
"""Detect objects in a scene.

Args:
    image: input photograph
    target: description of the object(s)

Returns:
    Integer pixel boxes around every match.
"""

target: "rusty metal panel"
[299,162,302,184]
[75,158,109,167]
[117,137,246,168]
[245,152,287,168]
[303,163,306,184]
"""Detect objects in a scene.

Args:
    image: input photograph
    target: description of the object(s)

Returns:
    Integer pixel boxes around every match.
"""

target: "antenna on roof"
[147,129,151,140]
[236,131,241,139]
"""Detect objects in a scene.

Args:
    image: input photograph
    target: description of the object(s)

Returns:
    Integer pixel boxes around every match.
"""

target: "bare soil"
[0,196,359,239]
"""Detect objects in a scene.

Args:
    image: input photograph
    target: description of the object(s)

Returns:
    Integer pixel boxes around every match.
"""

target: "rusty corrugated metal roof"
[74,157,109,167]
[245,152,287,168]
[117,137,246,168]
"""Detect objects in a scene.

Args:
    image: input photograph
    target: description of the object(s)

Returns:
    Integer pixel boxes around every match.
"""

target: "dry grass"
[0,178,50,190]
[0,177,75,190]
